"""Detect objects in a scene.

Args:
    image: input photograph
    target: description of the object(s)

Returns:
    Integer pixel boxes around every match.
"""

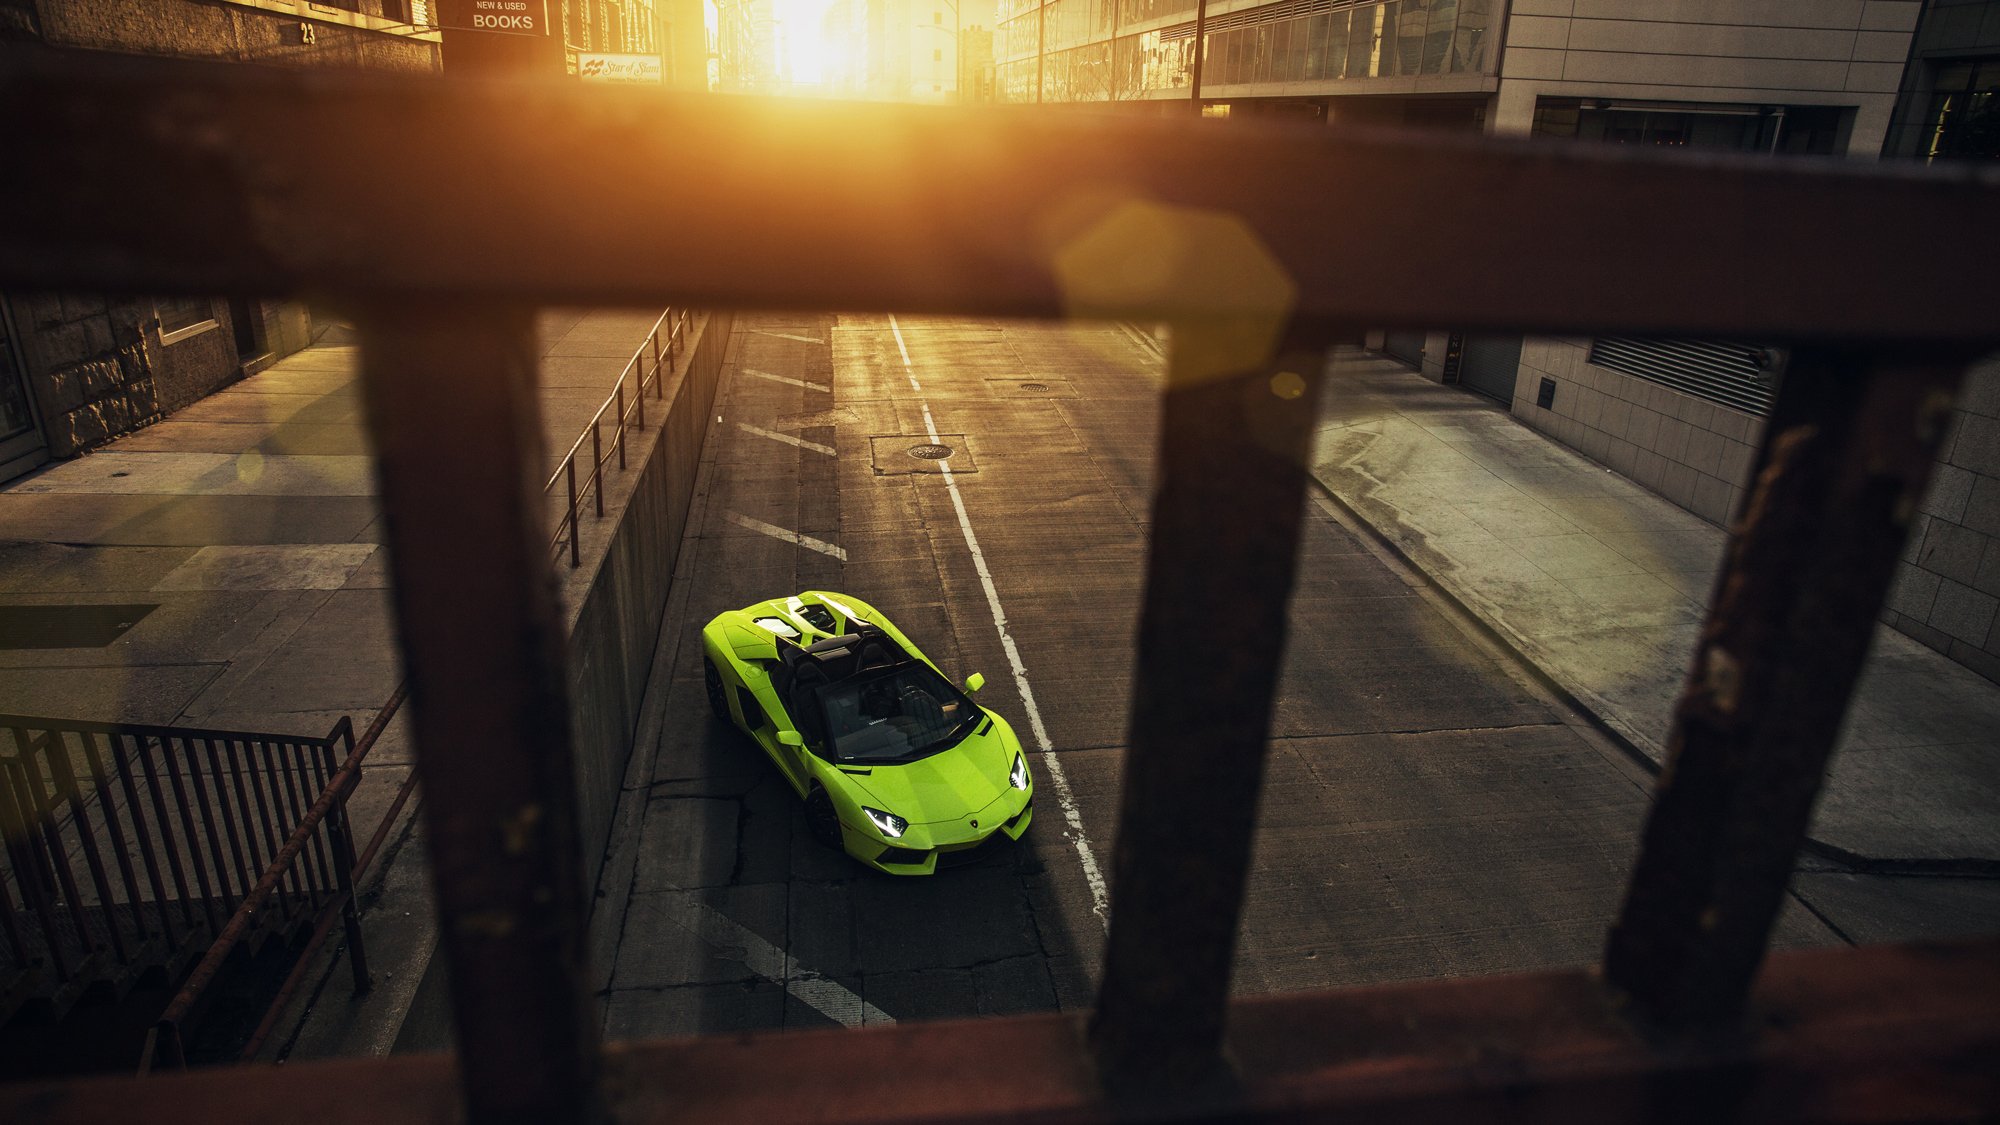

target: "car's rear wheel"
[704,658,729,723]
[805,788,842,851]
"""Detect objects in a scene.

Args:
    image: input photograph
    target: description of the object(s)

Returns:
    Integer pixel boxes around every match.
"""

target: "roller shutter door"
[1383,330,1425,368]
[1459,333,1522,404]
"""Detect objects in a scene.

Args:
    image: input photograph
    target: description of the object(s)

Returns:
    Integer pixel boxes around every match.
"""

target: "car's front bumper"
[848,790,1034,876]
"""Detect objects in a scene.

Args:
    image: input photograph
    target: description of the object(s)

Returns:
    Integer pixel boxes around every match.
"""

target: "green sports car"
[700,590,1034,874]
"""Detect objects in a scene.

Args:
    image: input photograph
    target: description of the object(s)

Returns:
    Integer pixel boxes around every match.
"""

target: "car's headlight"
[1009,752,1030,791]
[862,806,907,838]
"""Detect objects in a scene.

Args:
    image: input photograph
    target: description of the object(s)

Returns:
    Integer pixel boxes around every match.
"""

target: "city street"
[593,313,1846,1038]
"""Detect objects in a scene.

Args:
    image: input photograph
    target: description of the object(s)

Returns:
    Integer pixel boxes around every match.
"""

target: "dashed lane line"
[751,331,826,345]
[736,421,836,457]
[742,368,831,392]
[887,314,1112,928]
[678,904,894,1027]
[726,511,849,561]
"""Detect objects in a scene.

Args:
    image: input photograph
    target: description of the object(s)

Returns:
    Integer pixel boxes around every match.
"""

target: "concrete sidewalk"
[0,307,667,1057]
[1311,349,2000,865]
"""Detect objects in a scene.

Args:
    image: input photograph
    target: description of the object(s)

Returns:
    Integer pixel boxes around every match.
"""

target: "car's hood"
[845,721,1016,825]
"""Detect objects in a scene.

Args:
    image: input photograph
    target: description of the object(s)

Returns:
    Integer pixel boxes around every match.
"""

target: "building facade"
[989,0,2000,684]
[0,0,443,481]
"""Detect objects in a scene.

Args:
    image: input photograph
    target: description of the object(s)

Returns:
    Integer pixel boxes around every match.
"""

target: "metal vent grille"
[1586,337,1778,417]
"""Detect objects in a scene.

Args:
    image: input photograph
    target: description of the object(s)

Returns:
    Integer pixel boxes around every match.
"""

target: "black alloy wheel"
[704,658,729,723]
[806,788,842,851]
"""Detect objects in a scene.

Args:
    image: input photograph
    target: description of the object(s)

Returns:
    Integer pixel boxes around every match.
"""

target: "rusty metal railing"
[545,307,693,567]
[0,47,1997,1124]
[0,715,361,1055]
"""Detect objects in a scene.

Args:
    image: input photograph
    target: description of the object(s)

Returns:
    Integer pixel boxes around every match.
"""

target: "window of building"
[1924,57,2000,162]
[1531,98,1843,156]
[154,297,219,342]
[935,48,944,61]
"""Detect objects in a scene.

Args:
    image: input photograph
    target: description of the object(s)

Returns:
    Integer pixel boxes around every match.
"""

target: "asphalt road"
[594,313,1844,1040]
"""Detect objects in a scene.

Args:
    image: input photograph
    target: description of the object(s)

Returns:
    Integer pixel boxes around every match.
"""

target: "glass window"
[1352,5,1379,78]
[1303,13,1328,80]
[1325,10,1350,80]
[1452,0,1491,72]
[1924,57,2000,161]
[156,297,216,336]
[1422,0,1455,74]
[1269,22,1291,83]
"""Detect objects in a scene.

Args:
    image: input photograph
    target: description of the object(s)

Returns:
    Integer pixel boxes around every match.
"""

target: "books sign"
[441,0,549,36]
[579,53,664,84]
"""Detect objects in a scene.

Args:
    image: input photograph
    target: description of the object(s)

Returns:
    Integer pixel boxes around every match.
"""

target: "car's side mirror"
[965,672,985,693]
[777,730,804,747]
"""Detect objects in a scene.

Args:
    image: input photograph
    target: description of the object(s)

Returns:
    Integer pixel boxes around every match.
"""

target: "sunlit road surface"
[597,314,1841,1038]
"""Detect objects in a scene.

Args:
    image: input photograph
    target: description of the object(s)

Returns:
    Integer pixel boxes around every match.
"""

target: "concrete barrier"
[557,309,734,891]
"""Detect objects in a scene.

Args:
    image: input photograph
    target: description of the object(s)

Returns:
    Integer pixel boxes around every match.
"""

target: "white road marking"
[742,368,831,392]
[752,330,825,345]
[736,421,835,457]
[683,904,894,1027]
[887,314,1111,928]
[727,512,848,561]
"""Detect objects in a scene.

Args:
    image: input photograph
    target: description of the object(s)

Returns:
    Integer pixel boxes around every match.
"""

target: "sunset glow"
[773,0,844,88]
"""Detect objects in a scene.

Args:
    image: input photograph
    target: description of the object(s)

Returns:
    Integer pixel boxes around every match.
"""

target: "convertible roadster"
[701,590,1034,874]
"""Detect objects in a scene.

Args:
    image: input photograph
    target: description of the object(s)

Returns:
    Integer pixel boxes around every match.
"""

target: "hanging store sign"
[579,53,665,84]
[439,0,550,36]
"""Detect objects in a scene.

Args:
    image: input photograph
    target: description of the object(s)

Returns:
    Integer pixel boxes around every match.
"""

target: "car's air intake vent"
[1586,337,1780,417]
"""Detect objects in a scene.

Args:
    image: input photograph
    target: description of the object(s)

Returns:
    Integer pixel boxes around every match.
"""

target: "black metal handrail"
[544,307,694,567]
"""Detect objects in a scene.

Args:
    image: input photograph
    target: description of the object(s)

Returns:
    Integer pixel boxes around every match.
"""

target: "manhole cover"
[1020,382,1049,392]
[907,443,954,460]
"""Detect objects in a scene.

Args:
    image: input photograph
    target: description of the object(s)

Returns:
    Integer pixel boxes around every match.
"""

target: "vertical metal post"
[616,385,627,470]
[634,367,646,430]
[324,733,372,995]
[1089,326,1325,1093]
[651,329,663,397]
[356,302,601,1125]
[566,458,581,567]
[1604,345,1973,1029]
[1188,0,1208,113]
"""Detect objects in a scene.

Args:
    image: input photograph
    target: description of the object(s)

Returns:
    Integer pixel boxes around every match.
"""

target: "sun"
[773,0,845,89]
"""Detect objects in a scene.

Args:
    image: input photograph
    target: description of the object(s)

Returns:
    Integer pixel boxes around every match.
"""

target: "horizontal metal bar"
[0,713,341,749]
[2,51,1998,344]
[4,937,1995,1122]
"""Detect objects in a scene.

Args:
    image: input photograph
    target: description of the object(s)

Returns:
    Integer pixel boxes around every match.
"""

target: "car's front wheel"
[704,658,729,723]
[805,788,842,851]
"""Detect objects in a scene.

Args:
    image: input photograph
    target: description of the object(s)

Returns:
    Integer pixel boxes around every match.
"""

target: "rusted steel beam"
[3,937,1996,1123]
[1603,346,1976,1029]
[354,304,600,1125]
[1089,332,1327,1092]
[2,50,2000,344]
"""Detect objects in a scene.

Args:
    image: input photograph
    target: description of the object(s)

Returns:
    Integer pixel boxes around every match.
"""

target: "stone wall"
[11,294,165,458]
[1888,357,2000,682]
[33,0,440,71]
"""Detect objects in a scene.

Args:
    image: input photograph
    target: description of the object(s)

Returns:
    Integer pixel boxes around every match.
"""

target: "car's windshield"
[817,663,978,764]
